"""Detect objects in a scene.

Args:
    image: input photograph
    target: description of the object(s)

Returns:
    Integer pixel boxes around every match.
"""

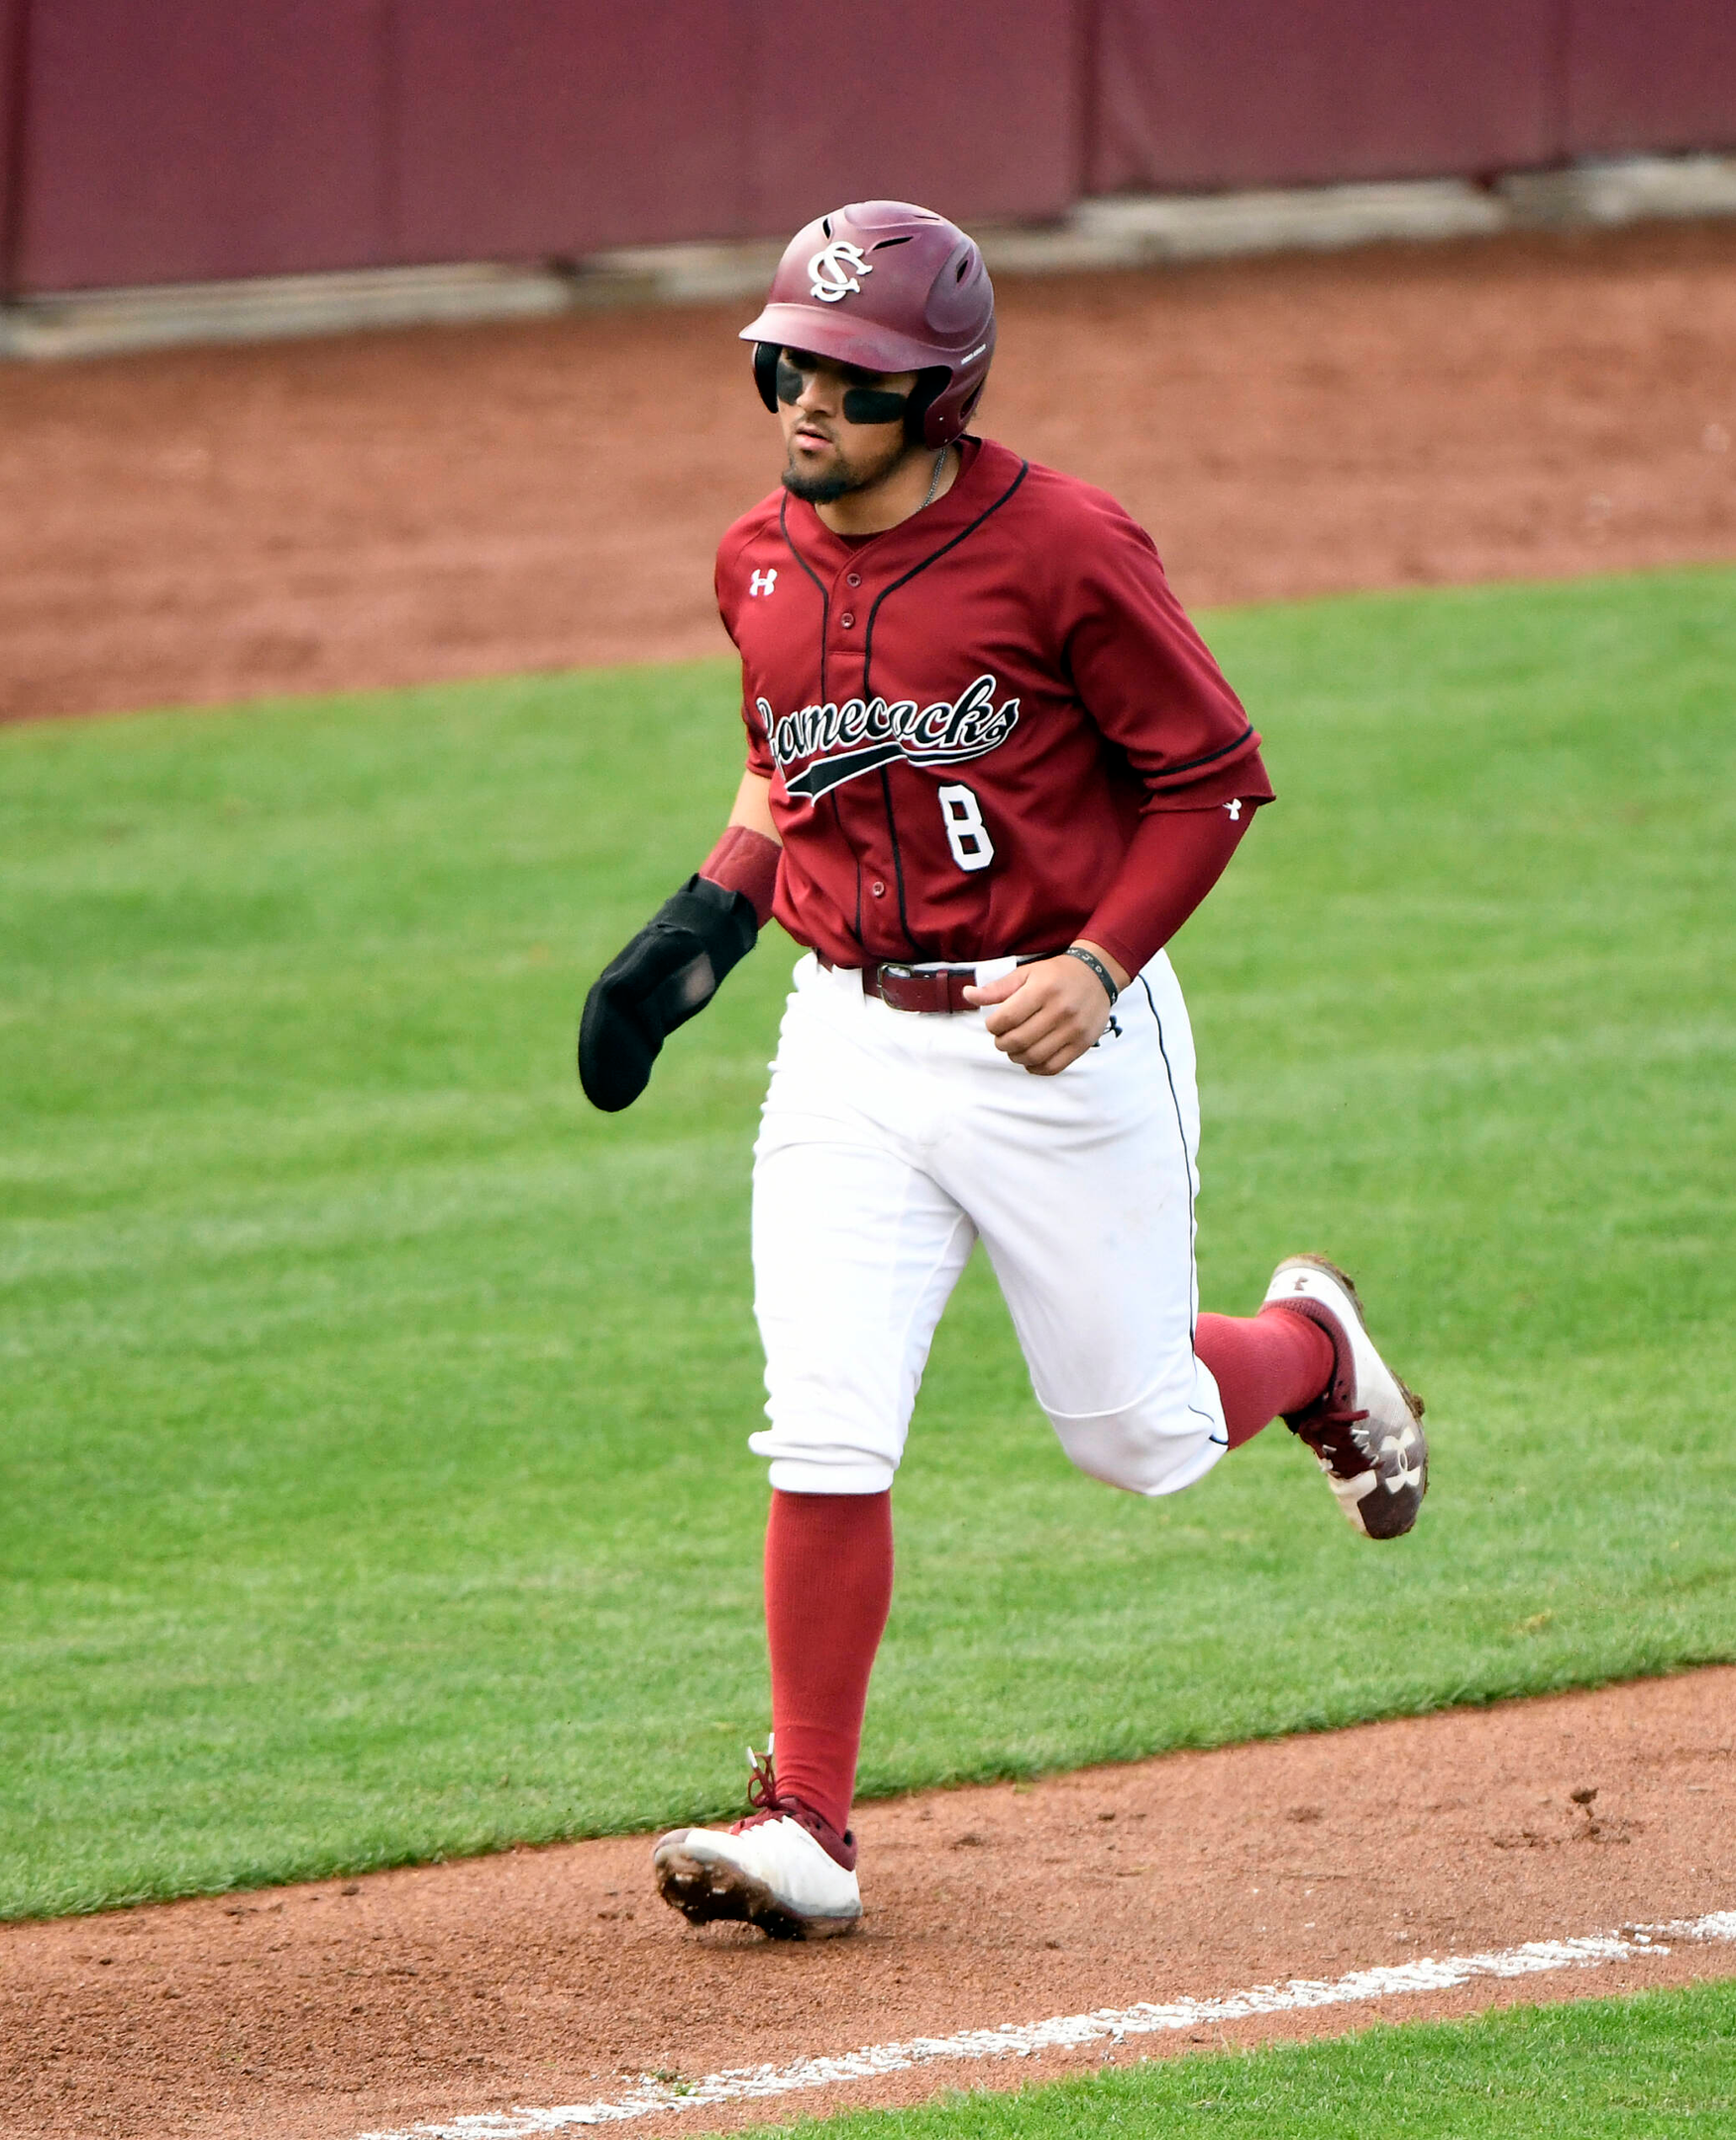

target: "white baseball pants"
[749,951,1229,1497]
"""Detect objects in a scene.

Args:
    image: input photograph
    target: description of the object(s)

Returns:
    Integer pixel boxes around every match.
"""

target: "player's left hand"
[963,944,1131,1076]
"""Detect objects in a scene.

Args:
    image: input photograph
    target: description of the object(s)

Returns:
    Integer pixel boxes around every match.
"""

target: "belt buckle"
[874,960,963,1016]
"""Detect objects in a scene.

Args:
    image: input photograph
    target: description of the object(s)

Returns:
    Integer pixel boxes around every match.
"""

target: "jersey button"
[846,573,861,588]
[871,880,886,897]
[840,611,855,628]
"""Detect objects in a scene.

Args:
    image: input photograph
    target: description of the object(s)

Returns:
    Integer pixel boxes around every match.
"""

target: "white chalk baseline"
[359,1909,1736,2139]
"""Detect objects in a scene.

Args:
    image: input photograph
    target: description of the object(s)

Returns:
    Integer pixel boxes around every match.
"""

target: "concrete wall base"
[4,157,1733,363]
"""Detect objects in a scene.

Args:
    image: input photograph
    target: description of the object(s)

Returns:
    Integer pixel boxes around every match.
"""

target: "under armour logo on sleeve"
[1226,799,1243,820]
[749,569,779,598]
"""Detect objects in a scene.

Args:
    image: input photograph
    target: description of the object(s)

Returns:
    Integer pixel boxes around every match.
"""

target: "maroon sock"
[1196,1309,1336,1449]
[763,1488,894,1838]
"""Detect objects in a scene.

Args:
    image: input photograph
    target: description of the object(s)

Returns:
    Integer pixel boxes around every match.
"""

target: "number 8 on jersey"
[936,783,994,873]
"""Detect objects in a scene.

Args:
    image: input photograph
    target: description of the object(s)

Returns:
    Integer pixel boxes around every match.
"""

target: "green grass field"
[739,1981,1736,2139]
[2,567,1732,1921]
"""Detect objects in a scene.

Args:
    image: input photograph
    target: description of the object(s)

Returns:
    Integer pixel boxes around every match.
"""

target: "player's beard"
[782,430,917,504]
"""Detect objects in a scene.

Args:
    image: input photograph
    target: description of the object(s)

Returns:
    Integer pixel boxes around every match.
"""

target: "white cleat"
[1262,1253,1428,1541]
[653,1811,863,1940]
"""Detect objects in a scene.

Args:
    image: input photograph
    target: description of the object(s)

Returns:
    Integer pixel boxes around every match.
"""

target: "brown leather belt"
[816,951,1061,1016]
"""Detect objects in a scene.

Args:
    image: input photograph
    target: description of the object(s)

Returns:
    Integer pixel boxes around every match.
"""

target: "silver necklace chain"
[921,446,949,509]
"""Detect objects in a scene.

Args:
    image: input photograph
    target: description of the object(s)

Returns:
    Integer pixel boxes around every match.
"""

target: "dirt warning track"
[1,219,1733,725]
[3,1669,1732,2140]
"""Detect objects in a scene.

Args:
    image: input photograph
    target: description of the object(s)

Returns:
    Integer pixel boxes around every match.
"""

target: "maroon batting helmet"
[740,201,995,447]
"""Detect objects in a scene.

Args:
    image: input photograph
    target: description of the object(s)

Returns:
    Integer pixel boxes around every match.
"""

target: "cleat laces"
[729,1738,857,1868]
[1297,1400,1373,1473]
[741,1739,781,1819]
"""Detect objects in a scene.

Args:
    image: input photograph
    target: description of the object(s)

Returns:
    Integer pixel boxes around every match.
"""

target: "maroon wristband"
[700,823,780,928]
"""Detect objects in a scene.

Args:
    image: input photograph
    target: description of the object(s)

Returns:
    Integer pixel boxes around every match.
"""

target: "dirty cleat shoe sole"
[1264,1253,1428,1541]
[653,1828,862,1941]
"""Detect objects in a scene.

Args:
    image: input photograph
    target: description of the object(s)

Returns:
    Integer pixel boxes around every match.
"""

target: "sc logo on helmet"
[809,240,873,304]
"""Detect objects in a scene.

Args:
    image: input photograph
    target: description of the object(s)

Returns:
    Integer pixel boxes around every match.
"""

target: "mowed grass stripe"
[1,568,1732,1919]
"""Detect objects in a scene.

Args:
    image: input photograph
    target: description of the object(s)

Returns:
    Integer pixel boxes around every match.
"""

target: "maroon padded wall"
[6,0,1075,294]
[393,4,754,261]
[738,0,1077,235]
[1568,0,1736,158]
[2,0,1734,299]
[0,0,24,286]
[394,0,1075,264]
[12,0,391,291]
[1089,0,1562,194]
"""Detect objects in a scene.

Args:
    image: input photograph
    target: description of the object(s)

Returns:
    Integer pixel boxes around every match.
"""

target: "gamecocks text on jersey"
[755,673,1022,802]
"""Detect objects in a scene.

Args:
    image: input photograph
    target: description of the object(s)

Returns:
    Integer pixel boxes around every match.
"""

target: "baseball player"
[580,201,1427,1942]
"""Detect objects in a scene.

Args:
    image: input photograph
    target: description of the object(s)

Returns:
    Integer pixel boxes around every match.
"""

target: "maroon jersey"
[715,436,1271,976]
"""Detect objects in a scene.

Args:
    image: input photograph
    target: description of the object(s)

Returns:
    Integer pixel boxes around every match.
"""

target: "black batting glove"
[578,875,759,1112]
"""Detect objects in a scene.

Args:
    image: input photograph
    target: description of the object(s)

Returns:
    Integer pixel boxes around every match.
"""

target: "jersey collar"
[782,436,1019,569]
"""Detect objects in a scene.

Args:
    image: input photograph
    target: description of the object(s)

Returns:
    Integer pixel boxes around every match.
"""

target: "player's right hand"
[578,876,759,1112]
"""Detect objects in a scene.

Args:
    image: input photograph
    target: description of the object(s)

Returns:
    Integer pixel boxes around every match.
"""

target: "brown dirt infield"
[3,1669,1733,2140]
[1,219,1733,725]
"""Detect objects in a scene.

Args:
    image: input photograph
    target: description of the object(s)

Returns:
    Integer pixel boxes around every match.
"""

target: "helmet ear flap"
[905,367,950,445]
[752,342,780,414]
